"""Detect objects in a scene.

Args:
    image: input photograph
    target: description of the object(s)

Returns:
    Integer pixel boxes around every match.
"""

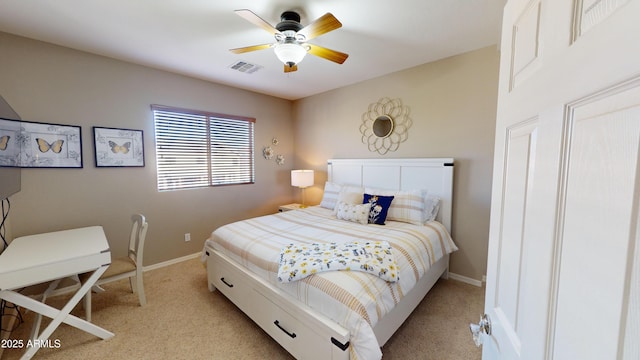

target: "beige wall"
[1,31,499,281]
[0,32,295,265]
[292,46,499,281]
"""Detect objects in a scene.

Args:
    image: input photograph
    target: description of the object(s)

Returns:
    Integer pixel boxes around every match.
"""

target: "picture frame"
[93,126,144,167]
[0,117,83,168]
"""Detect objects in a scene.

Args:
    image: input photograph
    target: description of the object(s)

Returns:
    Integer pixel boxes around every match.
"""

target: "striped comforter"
[205,206,457,360]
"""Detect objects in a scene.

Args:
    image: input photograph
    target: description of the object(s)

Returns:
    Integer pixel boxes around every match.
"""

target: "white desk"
[0,226,114,359]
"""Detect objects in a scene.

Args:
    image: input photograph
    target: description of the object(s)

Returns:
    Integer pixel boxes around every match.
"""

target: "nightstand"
[278,203,303,212]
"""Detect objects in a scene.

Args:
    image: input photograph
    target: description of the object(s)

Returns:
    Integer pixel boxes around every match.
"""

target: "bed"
[202,158,456,360]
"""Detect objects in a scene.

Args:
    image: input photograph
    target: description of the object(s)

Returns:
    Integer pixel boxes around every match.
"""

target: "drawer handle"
[274,320,297,339]
[220,277,234,288]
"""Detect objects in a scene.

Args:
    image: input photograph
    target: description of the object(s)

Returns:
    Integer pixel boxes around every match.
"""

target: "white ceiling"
[0,0,506,101]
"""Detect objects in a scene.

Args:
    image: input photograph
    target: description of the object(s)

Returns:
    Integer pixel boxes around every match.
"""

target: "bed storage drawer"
[206,250,252,305]
[249,289,339,360]
[205,247,351,360]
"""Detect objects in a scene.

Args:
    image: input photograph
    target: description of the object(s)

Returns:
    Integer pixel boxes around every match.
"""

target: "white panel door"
[483,0,640,359]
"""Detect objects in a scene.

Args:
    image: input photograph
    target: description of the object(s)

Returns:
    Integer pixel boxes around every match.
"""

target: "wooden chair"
[84,214,148,321]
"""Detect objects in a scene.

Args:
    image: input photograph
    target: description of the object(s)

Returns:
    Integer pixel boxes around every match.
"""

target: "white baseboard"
[143,252,201,272]
[448,272,483,287]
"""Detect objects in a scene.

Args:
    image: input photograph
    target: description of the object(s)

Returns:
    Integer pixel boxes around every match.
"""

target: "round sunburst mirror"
[360,98,412,155]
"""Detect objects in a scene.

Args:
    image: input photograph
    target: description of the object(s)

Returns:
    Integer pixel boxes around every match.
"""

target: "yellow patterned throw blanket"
[278,241,399,283]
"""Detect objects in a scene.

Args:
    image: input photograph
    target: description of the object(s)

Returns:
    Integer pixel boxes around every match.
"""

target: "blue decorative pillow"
[363,194,394,225]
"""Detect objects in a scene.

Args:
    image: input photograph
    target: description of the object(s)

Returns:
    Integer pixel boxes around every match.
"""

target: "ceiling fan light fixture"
[274,43,307,67]
[232,9,347,73]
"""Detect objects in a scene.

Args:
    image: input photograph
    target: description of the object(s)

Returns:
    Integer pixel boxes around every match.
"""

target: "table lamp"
[291,170,314,208]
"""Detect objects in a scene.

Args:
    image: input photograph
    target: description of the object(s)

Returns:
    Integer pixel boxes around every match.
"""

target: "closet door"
[483,1,640,359]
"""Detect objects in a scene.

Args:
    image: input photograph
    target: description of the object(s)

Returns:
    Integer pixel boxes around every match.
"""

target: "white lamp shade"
[274,43,307,65]
[291,170,314,188]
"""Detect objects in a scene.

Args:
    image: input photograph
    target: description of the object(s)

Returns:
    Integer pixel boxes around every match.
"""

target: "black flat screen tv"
[0,95,21,200]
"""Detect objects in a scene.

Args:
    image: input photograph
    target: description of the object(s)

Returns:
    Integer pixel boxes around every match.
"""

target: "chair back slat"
[128,214,147,267]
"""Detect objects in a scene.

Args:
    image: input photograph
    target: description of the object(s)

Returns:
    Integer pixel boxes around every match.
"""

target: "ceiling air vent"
[229,61,263,74]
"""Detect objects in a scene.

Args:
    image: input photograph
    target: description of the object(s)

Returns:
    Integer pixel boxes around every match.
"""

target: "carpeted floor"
[2,258,484,359]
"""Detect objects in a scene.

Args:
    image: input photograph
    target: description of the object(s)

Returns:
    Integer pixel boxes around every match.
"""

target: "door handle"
[469,314,491,347]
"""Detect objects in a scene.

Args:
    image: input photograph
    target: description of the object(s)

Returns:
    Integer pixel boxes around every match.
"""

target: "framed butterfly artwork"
[93,126,144,167]
[0,117,83,168]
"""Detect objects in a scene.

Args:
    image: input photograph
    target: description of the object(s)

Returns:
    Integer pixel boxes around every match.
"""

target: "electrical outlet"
[184,233,191,242]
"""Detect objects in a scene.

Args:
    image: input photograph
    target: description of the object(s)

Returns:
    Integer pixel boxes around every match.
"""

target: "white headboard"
[327,158,454,232]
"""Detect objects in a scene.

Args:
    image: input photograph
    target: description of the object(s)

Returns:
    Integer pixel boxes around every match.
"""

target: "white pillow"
[423,194,441,222]
[319,182,341,210]
[333,191,364,215]
[364,187,425,225]
[335,201,371,225]
[337,189,364,205]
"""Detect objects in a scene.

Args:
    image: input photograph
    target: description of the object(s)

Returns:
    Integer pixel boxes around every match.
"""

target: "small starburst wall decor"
[263,145,274,159]
[359,97,412,155]
[263,137,285,165]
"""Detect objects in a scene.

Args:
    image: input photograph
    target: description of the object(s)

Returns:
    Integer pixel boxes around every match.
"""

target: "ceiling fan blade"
[307,44,349,64]
[284,64,298,73]
[235,9,278,35]
[230,43,273,54]
[298,13,342,41]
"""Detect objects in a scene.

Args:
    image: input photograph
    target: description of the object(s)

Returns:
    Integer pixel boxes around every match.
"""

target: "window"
[152,105,255,191]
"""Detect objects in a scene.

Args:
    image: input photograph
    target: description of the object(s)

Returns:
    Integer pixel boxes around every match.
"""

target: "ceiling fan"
[230,9,349,73]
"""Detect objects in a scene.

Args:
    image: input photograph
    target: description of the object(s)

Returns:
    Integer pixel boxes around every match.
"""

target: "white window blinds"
[152,105,255,191]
